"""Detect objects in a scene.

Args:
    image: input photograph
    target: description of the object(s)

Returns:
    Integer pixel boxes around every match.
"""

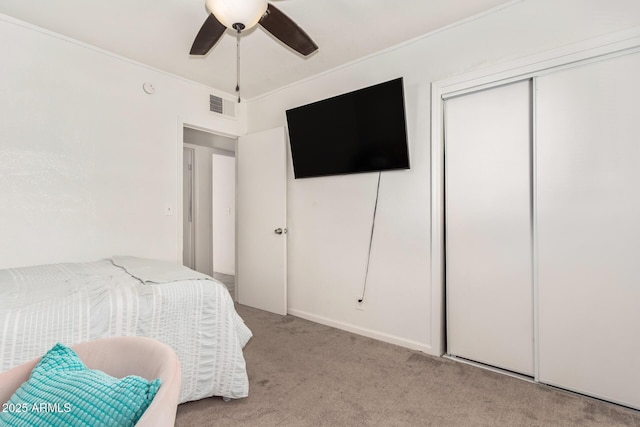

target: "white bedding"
[0,258,252,403]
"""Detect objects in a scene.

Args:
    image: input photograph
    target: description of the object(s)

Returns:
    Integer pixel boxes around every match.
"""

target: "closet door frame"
[429,28,640,359]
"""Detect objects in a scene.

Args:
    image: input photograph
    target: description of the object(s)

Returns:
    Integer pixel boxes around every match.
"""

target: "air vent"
[210,94,223,113]
[209,94,235,118]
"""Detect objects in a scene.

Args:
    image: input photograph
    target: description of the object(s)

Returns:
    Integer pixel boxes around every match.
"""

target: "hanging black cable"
[232,23,244,103]
[358,171,382,303]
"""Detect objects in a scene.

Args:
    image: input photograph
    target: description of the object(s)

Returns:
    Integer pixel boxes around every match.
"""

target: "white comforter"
[0,257,252,403]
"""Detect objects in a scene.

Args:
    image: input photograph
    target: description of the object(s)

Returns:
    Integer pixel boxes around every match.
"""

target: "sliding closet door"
[537,52,640,409]
[445,80,534,376]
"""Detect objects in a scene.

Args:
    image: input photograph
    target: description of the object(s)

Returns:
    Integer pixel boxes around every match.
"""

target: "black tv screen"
[285,77,410,179]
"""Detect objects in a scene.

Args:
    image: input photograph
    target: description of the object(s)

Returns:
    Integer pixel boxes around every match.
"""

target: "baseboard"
[287,308,436,355]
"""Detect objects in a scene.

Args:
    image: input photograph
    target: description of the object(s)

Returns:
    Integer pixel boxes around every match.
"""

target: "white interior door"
[536,52,640,409]
[236,127,287,315]
[212,153,236,276]
[445,80,534,376]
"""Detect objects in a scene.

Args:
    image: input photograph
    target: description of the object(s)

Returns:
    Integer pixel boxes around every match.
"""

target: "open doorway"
[183,126,237,299]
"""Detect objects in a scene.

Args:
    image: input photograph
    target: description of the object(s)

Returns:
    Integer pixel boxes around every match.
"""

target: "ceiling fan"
[190,0,318,57]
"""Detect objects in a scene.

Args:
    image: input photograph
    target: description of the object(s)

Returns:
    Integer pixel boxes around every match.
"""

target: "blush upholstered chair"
[0,336,181,427]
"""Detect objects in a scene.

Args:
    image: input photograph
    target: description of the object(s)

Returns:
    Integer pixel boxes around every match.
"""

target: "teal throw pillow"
[0,343,161,427]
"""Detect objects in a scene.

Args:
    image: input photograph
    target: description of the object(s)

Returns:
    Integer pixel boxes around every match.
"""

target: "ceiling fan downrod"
[233,23,245,103]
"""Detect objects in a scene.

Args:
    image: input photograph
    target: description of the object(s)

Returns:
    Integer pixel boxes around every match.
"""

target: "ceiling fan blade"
[190,14,227,55]
[259,4,318,56]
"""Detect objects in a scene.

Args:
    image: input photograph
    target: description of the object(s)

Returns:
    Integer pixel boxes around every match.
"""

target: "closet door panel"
[537,52,640,409]
[445,80,534,375]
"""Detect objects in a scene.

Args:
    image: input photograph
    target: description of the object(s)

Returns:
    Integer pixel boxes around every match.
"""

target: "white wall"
[0,14,246,269]
[247,0,640,354]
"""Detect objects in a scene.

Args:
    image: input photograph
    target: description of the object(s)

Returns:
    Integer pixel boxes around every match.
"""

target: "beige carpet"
[175,304,640,426]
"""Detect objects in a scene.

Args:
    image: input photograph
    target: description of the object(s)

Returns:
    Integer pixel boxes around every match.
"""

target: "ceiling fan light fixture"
[205,0,268,31]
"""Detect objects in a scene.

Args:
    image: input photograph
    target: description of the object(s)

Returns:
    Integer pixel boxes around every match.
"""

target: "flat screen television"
[285,77,410,179]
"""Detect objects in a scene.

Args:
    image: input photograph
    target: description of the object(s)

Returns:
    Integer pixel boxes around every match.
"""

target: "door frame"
[429,28,640,357]
[183,146,196,270]
[177,119,240,277]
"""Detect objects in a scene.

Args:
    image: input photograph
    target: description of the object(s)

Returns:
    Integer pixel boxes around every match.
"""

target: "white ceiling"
[0,0,512,99]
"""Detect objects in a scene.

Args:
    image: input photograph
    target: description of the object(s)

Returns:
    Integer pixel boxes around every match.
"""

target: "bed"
[0,256,252,403]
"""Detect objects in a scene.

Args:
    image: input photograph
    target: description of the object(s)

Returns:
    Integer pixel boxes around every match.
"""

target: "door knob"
[274,228,288,235]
